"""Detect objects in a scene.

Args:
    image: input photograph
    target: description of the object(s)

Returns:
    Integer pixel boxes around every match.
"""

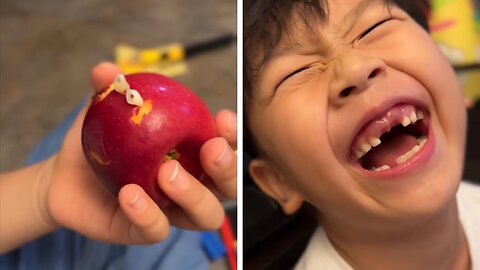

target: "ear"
[249,159,303,215]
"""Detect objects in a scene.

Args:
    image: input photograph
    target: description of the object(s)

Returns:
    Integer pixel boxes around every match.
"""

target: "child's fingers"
[200,137,237,199]
[215,109,237,149]
[90,62,122,93]
[118,184,170,244]
[158,160,225,230]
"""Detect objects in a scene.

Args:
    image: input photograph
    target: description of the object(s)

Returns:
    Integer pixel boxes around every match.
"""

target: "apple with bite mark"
[81,73,217,208]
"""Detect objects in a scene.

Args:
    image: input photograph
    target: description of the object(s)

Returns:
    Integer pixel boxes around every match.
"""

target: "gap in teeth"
[368,135,428,171]
[356,109,425,160]
[402,109,424,127]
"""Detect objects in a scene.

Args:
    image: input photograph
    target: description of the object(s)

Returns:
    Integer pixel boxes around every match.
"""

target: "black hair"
[243,0,429,158]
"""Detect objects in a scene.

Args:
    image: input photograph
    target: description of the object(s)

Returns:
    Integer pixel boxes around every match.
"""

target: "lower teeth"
[370,135,428,171]
[374,165,390,171]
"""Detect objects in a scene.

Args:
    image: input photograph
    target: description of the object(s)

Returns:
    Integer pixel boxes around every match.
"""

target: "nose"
[329,53,386,106]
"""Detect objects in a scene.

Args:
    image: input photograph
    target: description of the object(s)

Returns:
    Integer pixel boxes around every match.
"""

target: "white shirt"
[294,181,480,270]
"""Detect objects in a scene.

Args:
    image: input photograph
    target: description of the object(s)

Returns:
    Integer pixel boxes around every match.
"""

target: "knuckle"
[204,211,225,231]
[148,225,169,243]
[142,215,170,244]
[187,187,208,211]
[215,173,237,198]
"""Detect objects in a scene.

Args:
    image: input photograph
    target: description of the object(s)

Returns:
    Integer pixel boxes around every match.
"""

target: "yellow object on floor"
[115,44,188,77]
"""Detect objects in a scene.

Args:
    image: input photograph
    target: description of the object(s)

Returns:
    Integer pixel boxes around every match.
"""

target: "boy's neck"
[321,199,470,270]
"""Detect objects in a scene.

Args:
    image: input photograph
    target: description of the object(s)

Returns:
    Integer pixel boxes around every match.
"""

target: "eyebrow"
[257,0,383,77]
[339,0,380,39]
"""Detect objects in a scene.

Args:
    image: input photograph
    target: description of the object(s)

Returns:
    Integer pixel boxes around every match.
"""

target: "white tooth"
[395,144,422,165]
[379,165,390,171]
[355,151,365,160]
[404,145,417,158]
[407,145,421,158]
[396,154,409,165]
[114,74,130,94]
[361,143,372,153]
[418,136,427,147]
[126,89,144,106]
[373,165,390,172]
[409,111,418,123]
[417,111,424,120]
[401,116,411,127]
[370,138,381,147]
[404,151,414,160]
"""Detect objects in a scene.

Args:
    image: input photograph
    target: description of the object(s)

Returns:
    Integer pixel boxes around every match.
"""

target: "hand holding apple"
[41,62,237,245]
[81,73,217,208]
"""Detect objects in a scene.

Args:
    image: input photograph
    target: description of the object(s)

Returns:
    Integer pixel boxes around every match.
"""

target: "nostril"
[368,68,381,79]
[340,86,354,98]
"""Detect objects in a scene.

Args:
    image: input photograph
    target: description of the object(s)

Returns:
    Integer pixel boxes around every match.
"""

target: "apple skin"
[81,73,217,208]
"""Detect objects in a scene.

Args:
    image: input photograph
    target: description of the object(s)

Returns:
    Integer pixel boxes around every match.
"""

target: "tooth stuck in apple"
[81,73,217,208]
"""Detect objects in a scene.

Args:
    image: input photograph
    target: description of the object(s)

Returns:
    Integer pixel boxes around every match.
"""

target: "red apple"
[81,73,217,208]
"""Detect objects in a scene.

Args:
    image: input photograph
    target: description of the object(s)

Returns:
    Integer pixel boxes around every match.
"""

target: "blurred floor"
[0,0,237,173]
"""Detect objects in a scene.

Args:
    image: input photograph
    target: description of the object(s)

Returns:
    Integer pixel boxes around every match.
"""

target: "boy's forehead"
[327,0,387,32]
[253,0,388,84]
[272,0,387,57]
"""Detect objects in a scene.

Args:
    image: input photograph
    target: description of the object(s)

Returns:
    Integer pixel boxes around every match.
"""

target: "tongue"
[363,134,417,168]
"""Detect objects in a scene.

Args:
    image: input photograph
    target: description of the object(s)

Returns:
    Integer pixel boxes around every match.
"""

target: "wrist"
[34,156,60,231]
[0,156,60,253]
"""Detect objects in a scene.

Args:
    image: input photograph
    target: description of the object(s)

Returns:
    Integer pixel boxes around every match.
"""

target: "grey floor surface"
[0,0,237,172]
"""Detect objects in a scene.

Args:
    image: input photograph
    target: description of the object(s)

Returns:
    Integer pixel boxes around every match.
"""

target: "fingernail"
[168,161,189,190]
[215,139,233,167]
[226,111,236,134]
[128,190,147,212]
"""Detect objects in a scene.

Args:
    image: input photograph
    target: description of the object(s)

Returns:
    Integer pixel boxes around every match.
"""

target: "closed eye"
[276,66,310,89]
[358,18,393,40]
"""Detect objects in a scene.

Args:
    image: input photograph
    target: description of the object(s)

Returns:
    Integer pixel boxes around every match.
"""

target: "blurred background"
[0,0,236,172]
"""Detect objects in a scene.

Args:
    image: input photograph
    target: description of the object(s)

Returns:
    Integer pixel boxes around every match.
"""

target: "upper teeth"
[401,110,424,127]
[355,137,382,160]
[354,110,425,161]
[370,138,381,147]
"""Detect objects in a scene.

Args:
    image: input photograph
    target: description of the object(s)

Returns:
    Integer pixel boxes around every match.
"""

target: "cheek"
[251,93,364,211]
[365,24,466,209]
[376,23,466,147]
[327,108,359,162]
[255,91,329,162]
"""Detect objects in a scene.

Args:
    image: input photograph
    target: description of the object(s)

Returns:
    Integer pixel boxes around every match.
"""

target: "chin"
[374,135,464,222]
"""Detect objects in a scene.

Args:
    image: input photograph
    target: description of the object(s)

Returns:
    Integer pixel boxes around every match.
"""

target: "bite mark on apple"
[163,149,180,162]
[131,100,153,125]
[98,84,116,101]
[89,148,111,165]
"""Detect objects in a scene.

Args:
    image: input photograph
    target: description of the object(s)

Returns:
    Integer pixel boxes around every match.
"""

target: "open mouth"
[350,103,430,172]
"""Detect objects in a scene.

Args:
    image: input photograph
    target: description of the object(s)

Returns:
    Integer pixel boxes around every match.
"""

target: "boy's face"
[248,0,466,227]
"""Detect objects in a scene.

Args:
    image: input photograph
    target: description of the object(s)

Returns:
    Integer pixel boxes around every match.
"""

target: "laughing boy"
[244,0,480,269]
